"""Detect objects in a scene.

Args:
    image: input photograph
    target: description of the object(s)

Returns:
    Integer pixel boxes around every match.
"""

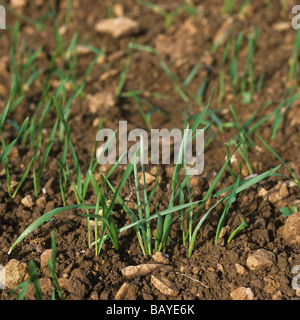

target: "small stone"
[230,287,255,300]
[75,45,92,56]
[122,264,162,279]
[296,289,300,297]
[10,0,27,9]
[151,275,179,296]
[258,187,268,199]
[21,195,34,208]
[95,17,141,38]
[115,282,138,300]
[152,252,170,265]
[40,249,53,268]
[36,196,46,209]
[217,263,224,273]
[219,225,230,239]
[283,212,300,245]
[235,263,248,275]
[272,22,290,31]
[4,259,27,290]
[279,182,289,198]
[90,291,99,300]
[113,4,124,17]
[272,290,283,300]
[246,249,276,271]
[138,172,156,185]
[87,91,116,114]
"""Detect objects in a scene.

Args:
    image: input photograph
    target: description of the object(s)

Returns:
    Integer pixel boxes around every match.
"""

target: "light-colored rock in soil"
[113,4,124,17]
[36,196,46,208]
[90,291,99,300]
[266,182,289,206]
[115,281,138,300]
[230,287,255,300]
[258,187,268,199]
[151,252,170,265]
[246,249,276,271]
[21,195,34,208]
[296,288,300,297]
[151,275,179,296]
[95,17,141,38]
[122,264,162,279]
[10,0,27,9]
[235,263,248,275]
[87,91,116,114]
[272,22,290,31]
[40,249,53,268]
[3,259,27,290]
[283,212,300,245]
[138,172,156,185]
[272,290,283,300]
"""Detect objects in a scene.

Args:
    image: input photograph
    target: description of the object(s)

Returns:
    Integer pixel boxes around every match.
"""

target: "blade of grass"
[8,204,95,254]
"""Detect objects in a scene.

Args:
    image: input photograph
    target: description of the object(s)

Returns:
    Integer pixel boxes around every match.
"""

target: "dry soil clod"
[283,212,300,246]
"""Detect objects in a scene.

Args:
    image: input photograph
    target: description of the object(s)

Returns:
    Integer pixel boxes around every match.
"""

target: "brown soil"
[1,0,300,300]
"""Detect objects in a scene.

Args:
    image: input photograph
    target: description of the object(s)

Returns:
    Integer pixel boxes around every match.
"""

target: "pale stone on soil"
[296,288,300,297]
[258,187,268,199]
[4,259,27,290]
[21,195,34,208]
[122,264,162,278]
[283,212,300,245]
[272,22,290,31]
[230,287,255,300]
[113,4,124,17]
[10,0,27,9]
[235,263,248,275]
[115,281,138,300]
[272,290,283,300]
[95,17,140,38]
[138,172,156,185]
[246,249,276,271]
[151,252,170,265]
[90,291,99,300]
[36,196,46,208]
[151,275,179,296]
[40,249,53,268]
[87,91,116,114]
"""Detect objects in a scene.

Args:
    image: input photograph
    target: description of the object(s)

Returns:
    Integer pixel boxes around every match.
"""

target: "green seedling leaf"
[215,175,240,245]
[280,207,292,217]
[28,260,42,300]
[227,218,248,243]
[8,204,95,254]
